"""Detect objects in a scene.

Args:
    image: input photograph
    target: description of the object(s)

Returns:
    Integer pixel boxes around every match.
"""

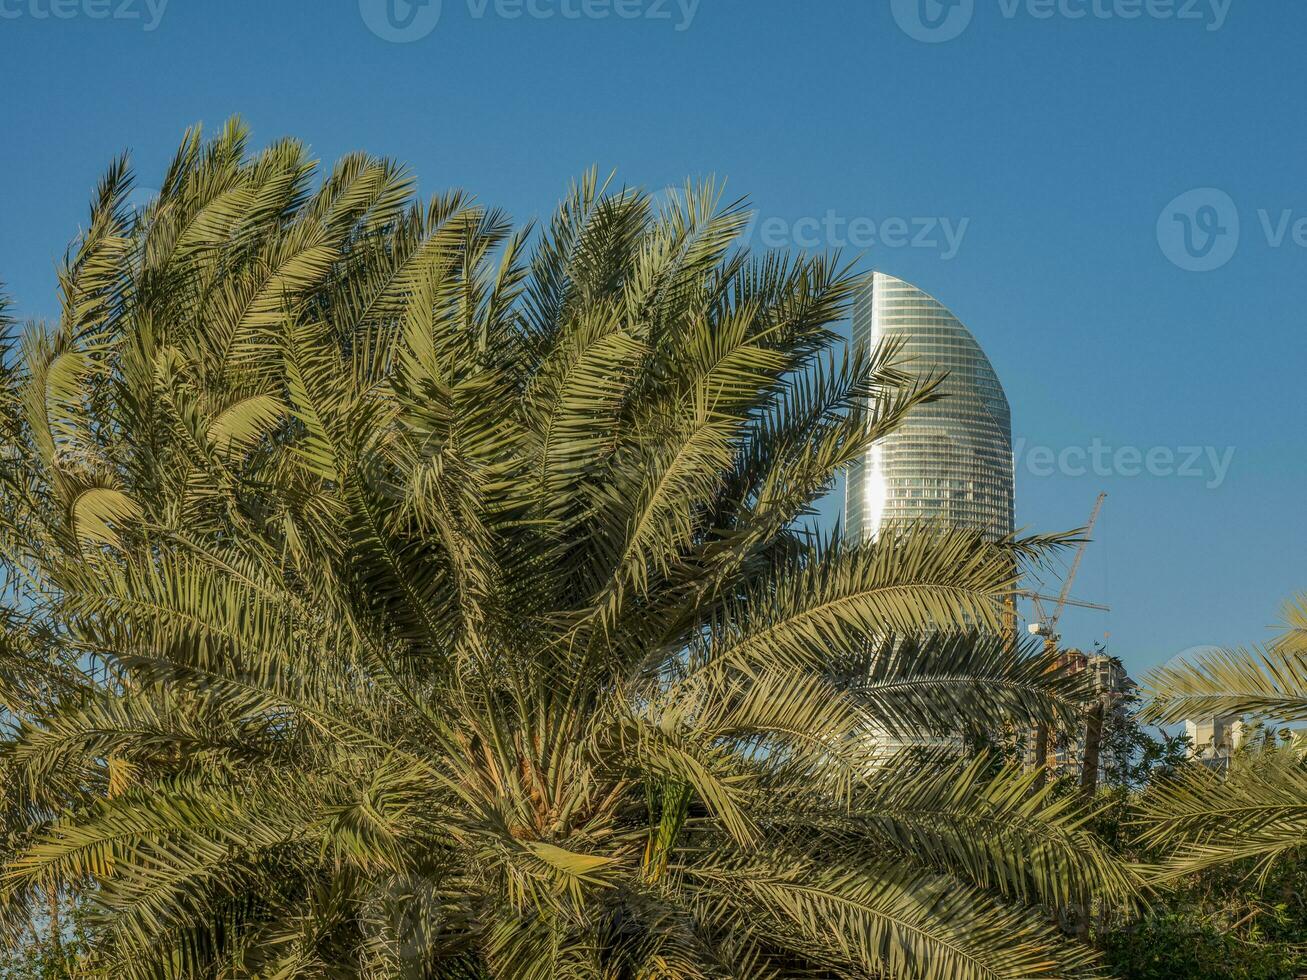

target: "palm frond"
[0,126,1131,978]
[1136,748,1307,880]
[1142,645,1307,725]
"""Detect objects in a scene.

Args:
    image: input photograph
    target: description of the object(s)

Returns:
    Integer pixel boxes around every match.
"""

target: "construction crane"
[1023,492,1108,788]
[1018,593,1110,639]
[1020,492,1108,644]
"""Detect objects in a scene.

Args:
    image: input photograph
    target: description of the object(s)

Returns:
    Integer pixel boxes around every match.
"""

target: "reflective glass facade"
[846,273,1014,541]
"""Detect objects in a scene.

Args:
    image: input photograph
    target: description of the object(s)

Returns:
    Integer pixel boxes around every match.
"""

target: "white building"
[1184,714,1247,765]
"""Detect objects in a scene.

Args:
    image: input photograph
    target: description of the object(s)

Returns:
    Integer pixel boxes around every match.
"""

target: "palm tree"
[1139,595,1307,879]
[0,121,1134,979]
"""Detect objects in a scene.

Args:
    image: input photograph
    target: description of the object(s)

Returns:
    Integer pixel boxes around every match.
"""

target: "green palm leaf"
[0,124,1129,978]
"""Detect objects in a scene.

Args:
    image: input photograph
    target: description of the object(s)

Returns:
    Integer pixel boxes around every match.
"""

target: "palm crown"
[0,121,1132,979]
[1139,595,1307,880]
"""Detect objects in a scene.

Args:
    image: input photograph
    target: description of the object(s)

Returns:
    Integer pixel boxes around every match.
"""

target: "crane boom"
[1052,493,1106,630]
[1028,493,1108,788]
[1013,591,1109,613]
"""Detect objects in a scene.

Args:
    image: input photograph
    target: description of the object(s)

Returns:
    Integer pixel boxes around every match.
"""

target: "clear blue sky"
[2,0,1302,678]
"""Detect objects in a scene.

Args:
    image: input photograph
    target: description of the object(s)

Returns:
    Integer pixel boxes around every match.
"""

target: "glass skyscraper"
[845,272,1014,541]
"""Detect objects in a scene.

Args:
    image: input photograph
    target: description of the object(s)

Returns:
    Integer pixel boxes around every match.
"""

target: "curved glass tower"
[845,272,1013,541]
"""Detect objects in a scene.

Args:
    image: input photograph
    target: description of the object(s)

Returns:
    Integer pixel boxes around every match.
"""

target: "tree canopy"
[0,121,1136,979]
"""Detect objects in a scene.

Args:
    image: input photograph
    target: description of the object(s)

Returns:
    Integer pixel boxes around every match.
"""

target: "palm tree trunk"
[1031,635,1059,789]
[47,883,63,961]
[1032,723,1050,789]
[1079,698,1105,797]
